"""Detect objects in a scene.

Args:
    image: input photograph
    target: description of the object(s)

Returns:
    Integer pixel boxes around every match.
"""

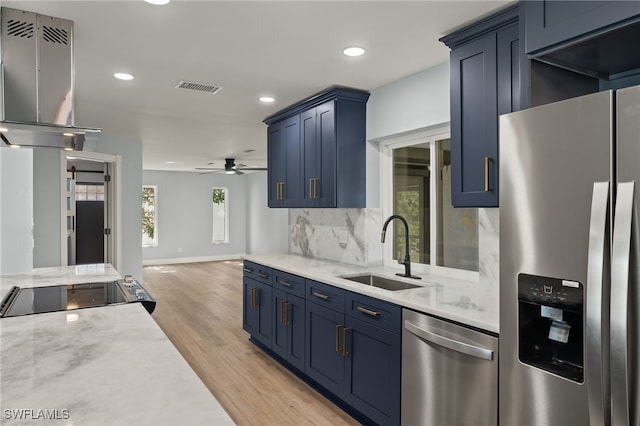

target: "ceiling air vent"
[175,81,223,94]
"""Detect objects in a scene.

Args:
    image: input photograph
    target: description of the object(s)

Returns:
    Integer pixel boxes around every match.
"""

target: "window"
[142,185,158,247]
[212,187,229,244]
[381,127,479,279]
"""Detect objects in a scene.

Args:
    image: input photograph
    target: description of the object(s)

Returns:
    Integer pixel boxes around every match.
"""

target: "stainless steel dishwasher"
[402,309,498,426]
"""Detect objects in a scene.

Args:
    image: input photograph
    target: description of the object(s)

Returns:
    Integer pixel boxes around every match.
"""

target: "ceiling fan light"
[225,170,235,175]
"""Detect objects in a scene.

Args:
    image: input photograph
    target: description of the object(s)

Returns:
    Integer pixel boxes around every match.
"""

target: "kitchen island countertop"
[0,265,234,426]
[244,253,499,334]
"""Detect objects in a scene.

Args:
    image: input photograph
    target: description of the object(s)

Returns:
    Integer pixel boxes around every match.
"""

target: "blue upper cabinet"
[441,4,522,208]
[524,0,640,56]
[264,87,369,209]
[267,116,301,207]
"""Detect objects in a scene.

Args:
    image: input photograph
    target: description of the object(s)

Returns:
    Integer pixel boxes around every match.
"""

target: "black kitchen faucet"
[381,214,421,280]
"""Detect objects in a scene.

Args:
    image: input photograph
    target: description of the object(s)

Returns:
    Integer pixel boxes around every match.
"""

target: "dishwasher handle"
[404,320,494,361]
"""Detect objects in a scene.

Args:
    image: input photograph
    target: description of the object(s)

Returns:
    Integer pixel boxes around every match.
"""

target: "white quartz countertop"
[0,265,234,426]
[244,254,499,334]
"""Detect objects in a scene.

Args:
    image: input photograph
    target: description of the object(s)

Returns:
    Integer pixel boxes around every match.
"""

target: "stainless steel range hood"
[0,7,100,150]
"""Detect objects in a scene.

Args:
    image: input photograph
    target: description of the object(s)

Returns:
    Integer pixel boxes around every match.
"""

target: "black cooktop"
[0,279,155,318]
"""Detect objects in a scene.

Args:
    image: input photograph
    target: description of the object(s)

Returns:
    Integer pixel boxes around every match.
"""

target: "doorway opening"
[61,152,120,269]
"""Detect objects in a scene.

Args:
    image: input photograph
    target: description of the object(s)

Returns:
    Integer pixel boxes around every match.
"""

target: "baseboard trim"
[142,253,246,266]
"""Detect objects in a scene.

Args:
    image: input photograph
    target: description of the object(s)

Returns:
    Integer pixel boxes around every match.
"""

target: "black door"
[75,201,104,264]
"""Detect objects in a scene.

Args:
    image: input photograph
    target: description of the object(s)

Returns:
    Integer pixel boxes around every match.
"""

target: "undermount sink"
[341,274,422,291]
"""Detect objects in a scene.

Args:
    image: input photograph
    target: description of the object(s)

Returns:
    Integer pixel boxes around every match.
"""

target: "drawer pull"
[257,272,269,279]
[243,267,253,273]
[335,325,343,353]
[357,306,380,317]
[251,288,259,308]
[278,280,293,288]
[312,291,331,301]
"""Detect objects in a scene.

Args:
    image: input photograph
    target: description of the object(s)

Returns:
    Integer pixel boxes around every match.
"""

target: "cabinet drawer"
[243,261,273,286]
[345,292,401,335]
[273,270,305,298]
[306,280,344,312]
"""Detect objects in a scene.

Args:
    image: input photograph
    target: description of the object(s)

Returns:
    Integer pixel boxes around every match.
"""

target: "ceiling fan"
[195,158,267,175]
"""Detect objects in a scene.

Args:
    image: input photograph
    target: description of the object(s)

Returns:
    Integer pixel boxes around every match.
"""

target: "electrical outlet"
[338,229,348,247]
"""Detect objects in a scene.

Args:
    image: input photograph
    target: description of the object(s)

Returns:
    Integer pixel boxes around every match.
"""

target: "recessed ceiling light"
[63,132,74,137]
[259,96,275,103]
[10,144,20,148]
[114,72,134,81]
[343,47,365,57]
[165,161,177,164]
[145,0,170,5]
[0,127,8,132]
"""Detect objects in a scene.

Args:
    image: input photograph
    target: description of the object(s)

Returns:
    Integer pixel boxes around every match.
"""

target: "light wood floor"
[143,260,359,426]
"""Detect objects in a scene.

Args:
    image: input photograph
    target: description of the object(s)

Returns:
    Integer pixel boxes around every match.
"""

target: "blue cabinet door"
[450,32,498,207]
[301,100,336,208]
[272,289,306,372]
[282,115,302,207]
[305,301,345,396]
[243,277,272,348]
[287,293,306,372]
[524,0,640,55]
[242,277,259,335]
[317,101,336,207]
[267,122,285,207]
[344,316,401,426]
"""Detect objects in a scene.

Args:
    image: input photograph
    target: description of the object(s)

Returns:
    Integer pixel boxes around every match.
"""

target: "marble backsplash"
[289,207,500,286]
[290,208,383,267]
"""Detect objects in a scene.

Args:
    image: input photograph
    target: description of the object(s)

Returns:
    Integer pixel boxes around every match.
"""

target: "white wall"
[33,148,62,267]
[366,62,451,207]
[245,172,289,254]
[142,170,249,263]
[88,133,143,281]
[0,148,34,274]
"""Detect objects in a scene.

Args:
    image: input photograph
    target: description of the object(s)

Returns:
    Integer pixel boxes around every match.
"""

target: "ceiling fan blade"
[235,170,245,175]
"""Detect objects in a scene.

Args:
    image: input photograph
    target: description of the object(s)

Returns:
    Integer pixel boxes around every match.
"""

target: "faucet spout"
[381,215,421,280]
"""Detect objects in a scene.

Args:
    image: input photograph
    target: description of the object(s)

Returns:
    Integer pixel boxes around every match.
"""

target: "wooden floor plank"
[143,260,359,426]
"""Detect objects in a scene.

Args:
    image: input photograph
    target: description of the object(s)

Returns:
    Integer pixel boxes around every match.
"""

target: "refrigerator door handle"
[586,181,610,426]
[610,181,634,426]
[404,320,494,361]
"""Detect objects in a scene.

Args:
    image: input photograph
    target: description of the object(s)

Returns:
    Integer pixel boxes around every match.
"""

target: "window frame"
[380,125,479,281]
[211,187,229,244]
[142,185,158,248]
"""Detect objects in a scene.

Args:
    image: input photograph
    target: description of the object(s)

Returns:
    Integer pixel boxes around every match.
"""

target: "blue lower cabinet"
[242,277,272,348]
[305,301,346,396]
[344,316,401,426]
[244,265,401,425]
[272,288,305,372]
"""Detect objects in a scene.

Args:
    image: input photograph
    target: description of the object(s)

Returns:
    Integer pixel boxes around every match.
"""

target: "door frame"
[59,151,122,270]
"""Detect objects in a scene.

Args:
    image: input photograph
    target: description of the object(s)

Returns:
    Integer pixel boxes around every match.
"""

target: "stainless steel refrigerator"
[499,85,640,426]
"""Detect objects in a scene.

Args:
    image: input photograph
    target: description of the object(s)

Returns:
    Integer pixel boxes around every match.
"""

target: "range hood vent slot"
[6,18,34,38]
[176,80,223,94]
[42,25,69,45]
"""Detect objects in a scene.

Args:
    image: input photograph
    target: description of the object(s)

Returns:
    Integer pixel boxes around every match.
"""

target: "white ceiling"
[3,0,512,172]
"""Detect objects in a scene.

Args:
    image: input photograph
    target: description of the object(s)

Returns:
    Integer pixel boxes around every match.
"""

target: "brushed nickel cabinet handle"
[284,301,289,326]
[278,279,292,288]
[243,267,253,273]
[312,291,331,300]
[335,325,343,353]
[357,306,381,317]
[484,156,491,192]
[257,272,269,279]
[342,328,350,356]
